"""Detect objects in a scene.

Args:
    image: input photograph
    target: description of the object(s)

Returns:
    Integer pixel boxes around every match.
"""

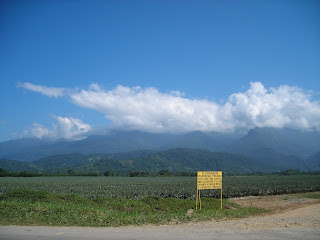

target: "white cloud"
[24,116,91,140]
[19,81,320,134]
[68,82,320,133]
[227,82,320,131]
[18,82,66,98]
[70,84,220,133]
[54,116,92,139]
[29,123,51,139]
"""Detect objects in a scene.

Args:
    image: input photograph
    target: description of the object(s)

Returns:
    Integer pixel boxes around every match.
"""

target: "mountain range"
[0,130,240,161]
[0,127,319,173]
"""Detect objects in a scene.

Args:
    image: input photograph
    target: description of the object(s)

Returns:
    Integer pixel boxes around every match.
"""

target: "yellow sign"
[196,171,222,211]
[197,171,222,190]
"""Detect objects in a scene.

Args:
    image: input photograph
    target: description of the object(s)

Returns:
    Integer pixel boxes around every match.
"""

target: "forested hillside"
[0,148,303,175]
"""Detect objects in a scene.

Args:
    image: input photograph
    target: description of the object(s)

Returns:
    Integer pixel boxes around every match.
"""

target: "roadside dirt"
[229,192,320,213]
[144,192,320,230]
[218,192,320,229]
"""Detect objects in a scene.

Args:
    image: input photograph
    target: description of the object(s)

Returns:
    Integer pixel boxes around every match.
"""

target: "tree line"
[1,167,318,178]
[0,168,196,177]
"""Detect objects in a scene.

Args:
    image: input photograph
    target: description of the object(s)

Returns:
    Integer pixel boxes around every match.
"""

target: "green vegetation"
[32,153,100,171]
[1,175,319,199]
[297,192,320,199]
[0,189,265,227]
[121,148,273,174]
[273,169,320,176]
[1,175,318,227]
[0,159,40,173]
[0,168,103,177]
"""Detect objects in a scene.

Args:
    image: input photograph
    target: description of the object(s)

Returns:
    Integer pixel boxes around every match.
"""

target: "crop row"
[0,175,319,199]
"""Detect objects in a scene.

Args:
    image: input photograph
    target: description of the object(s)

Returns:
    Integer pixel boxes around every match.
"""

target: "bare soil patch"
[220,192,320,229]
[229,191,320,213]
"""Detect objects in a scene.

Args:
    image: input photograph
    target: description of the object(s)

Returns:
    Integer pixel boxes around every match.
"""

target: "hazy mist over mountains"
[0,127,319,173]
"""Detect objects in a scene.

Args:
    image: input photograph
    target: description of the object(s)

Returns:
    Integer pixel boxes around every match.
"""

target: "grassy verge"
[297,192,320,199]
[0,190,266,227]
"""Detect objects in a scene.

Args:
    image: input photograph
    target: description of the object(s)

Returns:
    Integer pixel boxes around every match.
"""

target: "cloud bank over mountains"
[19,82,320,140]
[22,116,91,140]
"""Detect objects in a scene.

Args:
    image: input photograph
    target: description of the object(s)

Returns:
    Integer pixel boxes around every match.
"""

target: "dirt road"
[0,193,319,240]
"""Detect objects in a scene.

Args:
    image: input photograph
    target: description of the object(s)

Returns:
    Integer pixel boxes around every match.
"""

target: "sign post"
[196,171,222,210]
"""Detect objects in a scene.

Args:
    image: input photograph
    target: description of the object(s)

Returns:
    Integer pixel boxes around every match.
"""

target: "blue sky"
[0,0,319,142]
